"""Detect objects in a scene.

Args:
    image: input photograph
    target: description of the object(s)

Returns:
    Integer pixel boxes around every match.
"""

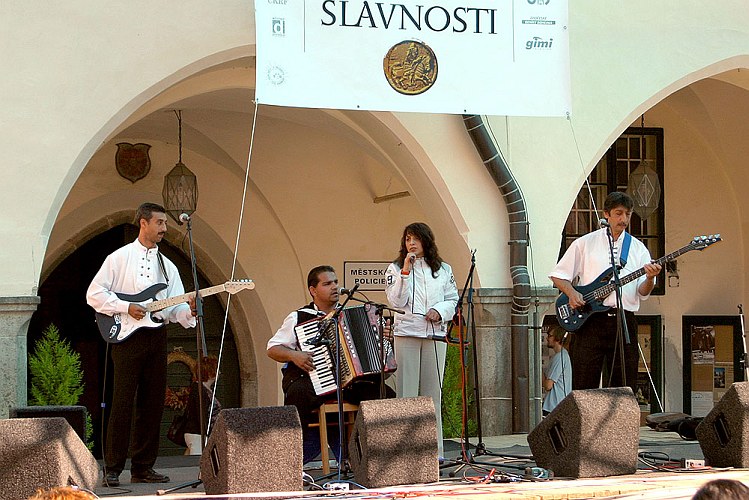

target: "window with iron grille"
[560,127,665,295]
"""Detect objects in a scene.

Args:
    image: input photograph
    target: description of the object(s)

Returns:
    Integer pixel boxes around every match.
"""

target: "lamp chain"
[175,109,183,163]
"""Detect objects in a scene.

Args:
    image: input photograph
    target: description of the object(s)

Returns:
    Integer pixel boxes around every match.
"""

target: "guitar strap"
[156,251,170,286]
[619,232,632,267]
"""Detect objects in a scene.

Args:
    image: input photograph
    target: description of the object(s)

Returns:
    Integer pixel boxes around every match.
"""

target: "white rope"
[566,112,599,217]
[207,98,260,436]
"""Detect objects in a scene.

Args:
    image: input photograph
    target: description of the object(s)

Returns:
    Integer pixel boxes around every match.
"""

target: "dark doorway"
[27,223,241,457]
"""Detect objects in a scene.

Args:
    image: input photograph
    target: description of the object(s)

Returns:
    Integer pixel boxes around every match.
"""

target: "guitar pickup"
[557,305,570,320]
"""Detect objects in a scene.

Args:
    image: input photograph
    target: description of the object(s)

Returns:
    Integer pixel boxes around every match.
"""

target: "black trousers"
[106,328,168,474]
[282,364,394,463]
[569,310,639,394]
[282,364,394,428]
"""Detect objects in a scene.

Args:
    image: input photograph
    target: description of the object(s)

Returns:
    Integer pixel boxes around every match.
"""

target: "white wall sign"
[343,261,391,291]
[256,0,570,116]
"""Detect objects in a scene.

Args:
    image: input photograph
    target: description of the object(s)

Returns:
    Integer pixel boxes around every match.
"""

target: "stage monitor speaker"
[200,406,302,494]
[696,381,749,467]
[528,387,640,478]
[0,417,98,500]
[348,396,439,488]
[10,405,88,445]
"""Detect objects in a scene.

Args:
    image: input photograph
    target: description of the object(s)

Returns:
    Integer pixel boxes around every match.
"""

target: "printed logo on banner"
[272,17,286,36]
[522,16,556,25]
[383,40,438,96]
[525,36,554,50]
[527,0,550,5]
[267,65,285,85]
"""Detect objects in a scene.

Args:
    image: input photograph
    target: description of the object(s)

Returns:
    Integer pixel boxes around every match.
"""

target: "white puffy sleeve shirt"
[549,229,654,311]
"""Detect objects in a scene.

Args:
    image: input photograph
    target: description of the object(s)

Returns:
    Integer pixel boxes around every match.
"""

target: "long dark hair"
[395,222,443,278]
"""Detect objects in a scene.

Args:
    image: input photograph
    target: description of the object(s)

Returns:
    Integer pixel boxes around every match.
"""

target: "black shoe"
[104,471,120,487]
[131,468,170,483]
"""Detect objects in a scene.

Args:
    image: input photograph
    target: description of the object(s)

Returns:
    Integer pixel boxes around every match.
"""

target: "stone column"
[0,296,41,418]
[473,288,513,436]
[473,287,558,436]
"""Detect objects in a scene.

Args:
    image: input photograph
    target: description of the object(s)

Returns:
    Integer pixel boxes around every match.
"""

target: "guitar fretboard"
[145,283,227,312]
[590,243,701,301]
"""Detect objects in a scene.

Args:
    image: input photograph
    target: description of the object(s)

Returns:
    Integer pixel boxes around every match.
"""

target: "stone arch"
[42,204,265,409]
[590,56,749,182]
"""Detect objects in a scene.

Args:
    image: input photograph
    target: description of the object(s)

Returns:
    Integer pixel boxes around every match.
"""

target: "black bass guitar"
[556,235,721,332]
[96,280,254,343]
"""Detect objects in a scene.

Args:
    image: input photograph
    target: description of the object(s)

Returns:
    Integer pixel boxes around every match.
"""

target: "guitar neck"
[595,244,695,298]
[146,283,226,312]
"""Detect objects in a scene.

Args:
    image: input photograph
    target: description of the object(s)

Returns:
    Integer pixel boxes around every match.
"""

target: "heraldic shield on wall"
[115,142,152,183]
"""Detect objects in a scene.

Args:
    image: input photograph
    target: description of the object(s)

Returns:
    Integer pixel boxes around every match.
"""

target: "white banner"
[255,0,570,116]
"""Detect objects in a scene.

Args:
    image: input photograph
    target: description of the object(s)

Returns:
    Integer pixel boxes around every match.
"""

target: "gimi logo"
[272,17,286,36]
[525,36,553,50]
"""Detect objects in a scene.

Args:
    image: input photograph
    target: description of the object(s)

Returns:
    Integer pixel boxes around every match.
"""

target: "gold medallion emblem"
[383,40,438,95]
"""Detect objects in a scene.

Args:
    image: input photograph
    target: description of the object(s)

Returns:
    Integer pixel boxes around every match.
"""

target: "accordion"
[294,305,397,396]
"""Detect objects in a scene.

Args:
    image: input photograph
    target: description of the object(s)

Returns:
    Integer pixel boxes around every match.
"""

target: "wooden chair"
[309,402,360,474]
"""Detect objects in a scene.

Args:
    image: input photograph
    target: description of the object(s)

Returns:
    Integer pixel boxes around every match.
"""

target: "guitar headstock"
[224,279,255,294]
[691,234,722,250]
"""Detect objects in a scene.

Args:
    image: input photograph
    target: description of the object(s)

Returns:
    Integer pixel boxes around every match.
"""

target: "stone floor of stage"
[89,428,749,499]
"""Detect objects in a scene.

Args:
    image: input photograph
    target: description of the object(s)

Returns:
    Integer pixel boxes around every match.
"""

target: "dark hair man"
[267,265,393,464]
[87,202,197,486]
[549,192,661,392]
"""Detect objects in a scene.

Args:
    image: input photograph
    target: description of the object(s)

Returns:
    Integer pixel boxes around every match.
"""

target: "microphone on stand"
[305,333,331,347]
[338,283,360,297]
[306,316,333,347]
[179,213,191,225]
[338,285,360,296]
[599,218,610,228]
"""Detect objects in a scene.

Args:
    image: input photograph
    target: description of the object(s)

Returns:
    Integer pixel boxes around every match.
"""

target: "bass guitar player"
[549,192,661,393]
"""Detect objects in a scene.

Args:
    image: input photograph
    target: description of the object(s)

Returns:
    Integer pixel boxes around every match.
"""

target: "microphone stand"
[330,286,357,479]
[605,225,630,387]
[158,215,207,495]
[739,305,749,382]
[444,250,499,476]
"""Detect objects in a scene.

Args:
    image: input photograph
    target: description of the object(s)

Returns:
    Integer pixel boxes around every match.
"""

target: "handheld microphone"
[179,213,191,224]
[599,218,610,228]
[409,255,416,263]
[338,283,360,296]
[426,332,448,343]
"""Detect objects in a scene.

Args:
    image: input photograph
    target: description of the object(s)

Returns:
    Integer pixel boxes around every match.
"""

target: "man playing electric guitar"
[549,192,661,393]
[86,202,197,487]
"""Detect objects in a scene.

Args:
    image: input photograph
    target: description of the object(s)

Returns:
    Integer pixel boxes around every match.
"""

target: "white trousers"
[394,336,447,457]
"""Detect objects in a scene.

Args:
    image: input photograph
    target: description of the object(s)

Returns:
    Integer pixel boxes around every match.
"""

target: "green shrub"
[28,324,93,450]
[441,343,478,438]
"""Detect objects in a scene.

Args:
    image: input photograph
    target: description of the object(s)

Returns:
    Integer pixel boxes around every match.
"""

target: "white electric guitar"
[96,280,254,343]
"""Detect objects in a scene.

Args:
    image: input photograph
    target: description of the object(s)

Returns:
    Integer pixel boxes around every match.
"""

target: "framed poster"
[682,315,744,416]
[636,315,663,415]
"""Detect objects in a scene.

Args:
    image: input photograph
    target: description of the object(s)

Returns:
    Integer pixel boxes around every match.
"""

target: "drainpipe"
[462,114,531,433]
